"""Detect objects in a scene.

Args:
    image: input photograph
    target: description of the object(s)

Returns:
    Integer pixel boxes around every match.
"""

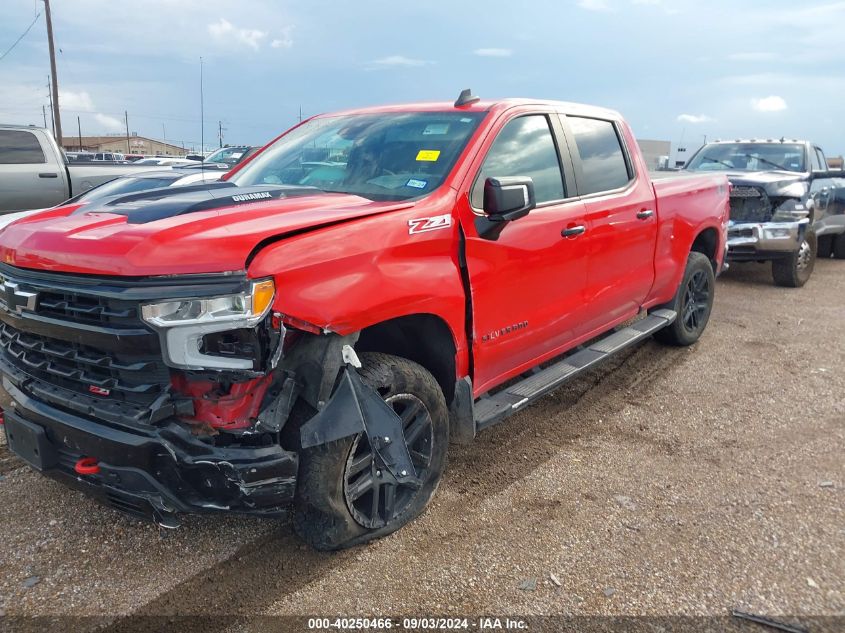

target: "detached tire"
[293,352,449,551]
[653,251,715,347]
[832,234,845,260]
[772,229,817,287]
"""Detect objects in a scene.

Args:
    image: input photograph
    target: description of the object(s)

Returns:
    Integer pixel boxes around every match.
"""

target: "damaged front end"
[0,267,303,527]
[726,180,811,260]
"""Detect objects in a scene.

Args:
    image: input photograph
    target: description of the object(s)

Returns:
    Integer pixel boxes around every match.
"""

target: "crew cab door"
[809,145,845,234]
[459,111,589,395]
[560,114,658,332]
[0,129,68,213]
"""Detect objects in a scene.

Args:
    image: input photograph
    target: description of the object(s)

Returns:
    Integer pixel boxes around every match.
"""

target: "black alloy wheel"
[343,393,434,529]
[680,269,711,335]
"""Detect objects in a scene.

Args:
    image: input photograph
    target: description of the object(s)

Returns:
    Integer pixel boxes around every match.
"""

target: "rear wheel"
[293,352,449,550]
[653,251,715,347]
[832,233,845,260]
[772,229,817,287]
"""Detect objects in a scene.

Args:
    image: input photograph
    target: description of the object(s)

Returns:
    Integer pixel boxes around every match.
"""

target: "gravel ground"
[0,259,842,631]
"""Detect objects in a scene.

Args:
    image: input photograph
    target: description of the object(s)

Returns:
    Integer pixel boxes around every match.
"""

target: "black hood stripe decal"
[73,184,325,224]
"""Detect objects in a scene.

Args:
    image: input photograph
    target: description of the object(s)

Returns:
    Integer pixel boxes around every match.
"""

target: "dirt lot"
[0,260,842,631]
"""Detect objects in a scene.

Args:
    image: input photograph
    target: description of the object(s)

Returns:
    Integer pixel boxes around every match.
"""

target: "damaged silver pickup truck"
[685,139,845,286]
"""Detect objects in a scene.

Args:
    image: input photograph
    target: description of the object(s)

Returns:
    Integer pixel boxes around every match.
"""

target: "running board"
[473,309,676,432]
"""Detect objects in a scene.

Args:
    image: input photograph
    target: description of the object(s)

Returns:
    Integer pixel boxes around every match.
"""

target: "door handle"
[561,225,586,238]
[38,172,58,178]
[636,209,654,220]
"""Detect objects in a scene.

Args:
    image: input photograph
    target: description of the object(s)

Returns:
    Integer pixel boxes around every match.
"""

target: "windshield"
[686,143,806,173]
[230,112,486,201]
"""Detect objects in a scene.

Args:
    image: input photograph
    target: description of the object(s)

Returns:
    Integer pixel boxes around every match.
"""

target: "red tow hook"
[74,457,100,475]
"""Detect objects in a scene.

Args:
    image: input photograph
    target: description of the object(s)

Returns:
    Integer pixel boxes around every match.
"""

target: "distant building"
[637,139,672,171]
[61,133,186,156]
[828,156,843,170]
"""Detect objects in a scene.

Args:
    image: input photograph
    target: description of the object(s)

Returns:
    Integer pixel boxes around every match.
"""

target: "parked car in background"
[131,157,199,167]
[66,151,95,162]
[0,95,729,549]
[0,125,183,212]
[204,145,259,167]
[685,139,845,286]
[93,152,126,162]
[124,154,145,162]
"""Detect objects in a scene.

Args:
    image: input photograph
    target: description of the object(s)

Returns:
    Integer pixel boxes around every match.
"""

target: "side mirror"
[483,176,536,221]
[810,169,845,180]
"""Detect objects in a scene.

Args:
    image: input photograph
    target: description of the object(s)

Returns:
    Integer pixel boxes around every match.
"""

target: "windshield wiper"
[700,156,734,169]
[743,154,791,171]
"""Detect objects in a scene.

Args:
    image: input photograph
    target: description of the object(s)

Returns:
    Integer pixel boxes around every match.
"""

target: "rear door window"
[0,130,46,164]
[567,117,632,195]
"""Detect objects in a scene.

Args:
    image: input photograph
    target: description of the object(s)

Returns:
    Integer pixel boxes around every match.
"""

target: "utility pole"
[199,57,205,155]
[77,115,82,151]
[124,111,130,154]
[162,123,166,142]
[298,105,302,122]
[42,105,47,128]
[218,120,223,148]
[44,0,63,145]
[46,76,54,137]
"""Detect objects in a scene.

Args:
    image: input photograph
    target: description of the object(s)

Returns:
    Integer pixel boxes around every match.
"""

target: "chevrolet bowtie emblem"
[1,281,38,313]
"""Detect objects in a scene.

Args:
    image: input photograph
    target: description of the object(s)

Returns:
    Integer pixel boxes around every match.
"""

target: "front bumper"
[0,374,298,527]
[726,219,807,261]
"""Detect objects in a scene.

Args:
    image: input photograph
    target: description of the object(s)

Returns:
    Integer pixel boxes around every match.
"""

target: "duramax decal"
[231,192,273,202]
[408,214,452,235]
[481,321,529,343]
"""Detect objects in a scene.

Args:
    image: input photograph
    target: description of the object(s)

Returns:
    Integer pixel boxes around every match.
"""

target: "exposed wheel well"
[356,314,457,405]
[691,228,719,272]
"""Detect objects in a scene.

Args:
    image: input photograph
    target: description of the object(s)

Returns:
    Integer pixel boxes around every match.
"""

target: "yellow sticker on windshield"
[416,150,441,162]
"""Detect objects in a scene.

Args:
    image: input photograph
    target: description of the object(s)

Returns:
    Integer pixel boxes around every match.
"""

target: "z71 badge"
[408,214,452,235]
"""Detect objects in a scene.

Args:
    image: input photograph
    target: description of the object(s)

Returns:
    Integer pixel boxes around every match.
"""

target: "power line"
[0,11,41,62]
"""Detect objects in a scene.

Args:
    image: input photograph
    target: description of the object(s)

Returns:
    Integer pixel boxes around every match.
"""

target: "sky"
[1,0,844,156]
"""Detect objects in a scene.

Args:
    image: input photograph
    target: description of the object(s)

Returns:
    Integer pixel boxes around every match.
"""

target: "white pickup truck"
[0,124,172,213]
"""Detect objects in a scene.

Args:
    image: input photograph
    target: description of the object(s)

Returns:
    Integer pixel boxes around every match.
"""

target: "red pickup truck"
[0,93,729,549]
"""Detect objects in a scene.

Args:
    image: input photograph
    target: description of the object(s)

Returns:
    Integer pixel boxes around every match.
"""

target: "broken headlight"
[770,198,810,223]
[141,279,275,370]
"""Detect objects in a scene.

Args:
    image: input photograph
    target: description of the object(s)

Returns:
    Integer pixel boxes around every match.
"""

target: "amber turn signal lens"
[251,279,275,317]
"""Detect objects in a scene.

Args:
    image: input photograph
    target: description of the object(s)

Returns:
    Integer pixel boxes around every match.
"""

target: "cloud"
[95,113,124,132]
[751,96,788,112]
[473,48,512,57]
[207,18,267,51]
[369,55,432,68]
[271,25,294,49]
[59,90,95,111]
[677,114,713,124]
[577,0,611,11]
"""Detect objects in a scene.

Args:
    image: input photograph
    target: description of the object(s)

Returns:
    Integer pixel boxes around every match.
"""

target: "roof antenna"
[454,88,480,108]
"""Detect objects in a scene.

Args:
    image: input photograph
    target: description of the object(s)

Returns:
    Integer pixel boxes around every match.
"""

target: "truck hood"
[0,185,414,276]
[720,171,806,186]
[715,171,809,198]
[687,170,809,198]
